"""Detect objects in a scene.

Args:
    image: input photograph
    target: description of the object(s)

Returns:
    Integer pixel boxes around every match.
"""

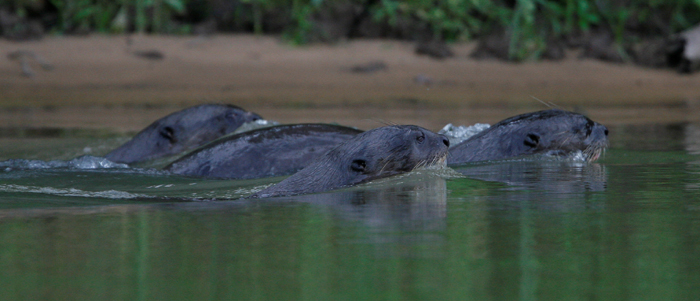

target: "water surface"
[1,120,699,300]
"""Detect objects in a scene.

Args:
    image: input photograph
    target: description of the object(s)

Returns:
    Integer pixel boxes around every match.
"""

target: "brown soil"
[1,34,699,131]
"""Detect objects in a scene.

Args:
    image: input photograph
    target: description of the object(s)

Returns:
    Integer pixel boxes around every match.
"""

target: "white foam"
[564,150,589,163]
[438,123,490,146]
[0,184,152,199]
[0,155,128,170]
[233,119,280,134]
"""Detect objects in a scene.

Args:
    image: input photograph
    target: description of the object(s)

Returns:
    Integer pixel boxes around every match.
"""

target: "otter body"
[165,124,362,179]
[251,125,450,198]
[448,109,608,165]
[105,104,261,164]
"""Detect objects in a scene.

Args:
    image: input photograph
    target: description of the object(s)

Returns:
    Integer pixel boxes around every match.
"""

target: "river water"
[1,110,699,300]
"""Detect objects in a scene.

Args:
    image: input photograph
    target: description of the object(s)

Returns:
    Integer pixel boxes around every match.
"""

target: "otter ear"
[524,133,540,148]
[160,126,177,143]
[350,159,367,173]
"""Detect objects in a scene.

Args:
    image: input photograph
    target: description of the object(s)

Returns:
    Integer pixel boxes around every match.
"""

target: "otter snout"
[245,111,263,122]
[590,123,609,146]
[441,135,450,147]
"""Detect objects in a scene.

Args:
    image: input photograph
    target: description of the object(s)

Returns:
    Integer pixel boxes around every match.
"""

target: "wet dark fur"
[105,104,261,164]
[251,125,450,198]
[165,124,363,179]
[447,109,608,165]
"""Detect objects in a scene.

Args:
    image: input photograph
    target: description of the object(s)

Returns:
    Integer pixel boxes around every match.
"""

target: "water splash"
[1,155,128,171]
[438,123,490,146]
[563,150,590,163]
[233,119,280,134]
[513,150,591,164]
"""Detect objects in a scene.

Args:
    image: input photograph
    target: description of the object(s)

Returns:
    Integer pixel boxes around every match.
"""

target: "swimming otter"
[251,125,450,198]
[447,109,608,165]
[165,124,363,179]
[105,104,261,164]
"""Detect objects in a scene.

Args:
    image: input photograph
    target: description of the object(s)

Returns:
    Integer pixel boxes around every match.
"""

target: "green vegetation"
[1,0,188,33]
[3,0,700,60]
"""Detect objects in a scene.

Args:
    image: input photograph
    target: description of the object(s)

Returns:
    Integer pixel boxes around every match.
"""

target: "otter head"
[448,109,609,165]
[105,104,262,164]
[251,125,450,198]
[342,125,451,182]
[503,109,609,162]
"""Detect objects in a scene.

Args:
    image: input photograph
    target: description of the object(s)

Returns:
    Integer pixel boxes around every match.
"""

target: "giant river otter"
[105,104,261,164]
[447,109,608,165]
[251,125,450,198]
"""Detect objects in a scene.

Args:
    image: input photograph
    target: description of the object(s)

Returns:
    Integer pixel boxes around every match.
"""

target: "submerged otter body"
[165,124,363,179]
[251,125,450,198]
[448,109,608,165]
[105,104,261,164]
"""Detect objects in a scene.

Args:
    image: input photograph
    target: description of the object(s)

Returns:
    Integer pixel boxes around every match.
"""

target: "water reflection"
[453,160,606,192]
[609,123,686,151]
[279,171,449,236]
[4,121,700,300]
[1,155,700,300]
[170,171,451,235]
[1,170,451,236]
[451,160,607,212]
[0,172,455,300]
[684,123,700,155]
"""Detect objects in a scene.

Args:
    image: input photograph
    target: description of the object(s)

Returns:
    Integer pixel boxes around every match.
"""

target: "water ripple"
[1,155,128,171]
[0,184,153,199]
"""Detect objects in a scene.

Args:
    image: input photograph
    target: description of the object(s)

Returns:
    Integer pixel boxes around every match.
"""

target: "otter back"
[165,124,362,179]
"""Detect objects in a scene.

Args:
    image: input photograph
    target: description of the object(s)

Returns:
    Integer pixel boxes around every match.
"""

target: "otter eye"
[524,133,539,148]
[416,133,425,143]
[160,126,177,143]
[351,159,367,172]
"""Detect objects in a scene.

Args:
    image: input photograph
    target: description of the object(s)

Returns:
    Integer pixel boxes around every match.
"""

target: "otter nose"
[591,124,609,143]
[247,112,262,122]
[442,136,450,147]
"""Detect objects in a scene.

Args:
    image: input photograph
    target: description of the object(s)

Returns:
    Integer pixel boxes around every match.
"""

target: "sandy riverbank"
[1,34,699,131]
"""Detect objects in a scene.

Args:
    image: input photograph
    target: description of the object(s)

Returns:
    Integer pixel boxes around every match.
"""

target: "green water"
[1,123,700,300]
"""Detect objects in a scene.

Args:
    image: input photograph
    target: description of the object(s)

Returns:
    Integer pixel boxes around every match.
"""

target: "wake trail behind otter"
[0,184,153,199]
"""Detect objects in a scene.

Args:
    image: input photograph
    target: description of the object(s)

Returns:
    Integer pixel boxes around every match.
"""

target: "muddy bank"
[1,35,699,130]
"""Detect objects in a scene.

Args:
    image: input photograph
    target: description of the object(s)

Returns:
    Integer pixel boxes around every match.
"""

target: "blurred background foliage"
[2,0,700,61]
